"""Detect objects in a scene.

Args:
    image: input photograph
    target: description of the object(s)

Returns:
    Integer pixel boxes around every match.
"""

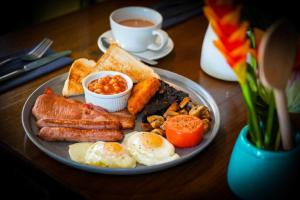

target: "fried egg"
[84,141,136,168]
[123,131,180,166]
[69,142,93,163]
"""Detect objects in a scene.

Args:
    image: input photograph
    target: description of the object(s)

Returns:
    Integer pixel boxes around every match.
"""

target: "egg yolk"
[104,142,124,155]
[141,133,163,148]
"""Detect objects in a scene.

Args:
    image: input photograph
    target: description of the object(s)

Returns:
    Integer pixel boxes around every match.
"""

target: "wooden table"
[0,1,250,199]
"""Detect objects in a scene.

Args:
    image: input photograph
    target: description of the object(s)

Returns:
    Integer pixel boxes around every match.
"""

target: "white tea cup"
[110,6,169,52]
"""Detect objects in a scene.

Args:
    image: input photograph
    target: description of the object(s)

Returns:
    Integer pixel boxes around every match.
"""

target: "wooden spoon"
[258,20,297,150]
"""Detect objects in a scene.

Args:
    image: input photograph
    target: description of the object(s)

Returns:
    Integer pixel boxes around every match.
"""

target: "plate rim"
[21,68,220,175]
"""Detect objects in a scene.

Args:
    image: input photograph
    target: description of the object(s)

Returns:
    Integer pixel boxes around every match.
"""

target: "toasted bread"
[95,43,160,83]
[62,44,159,97]
[62,58,96,96]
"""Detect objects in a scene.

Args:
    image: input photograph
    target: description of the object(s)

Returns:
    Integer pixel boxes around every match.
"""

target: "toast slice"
[62,58,97,96]
[62,44,160,97]
[95,43,160,83]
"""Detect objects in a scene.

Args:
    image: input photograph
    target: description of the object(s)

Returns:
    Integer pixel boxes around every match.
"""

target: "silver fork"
[0,38,53,67]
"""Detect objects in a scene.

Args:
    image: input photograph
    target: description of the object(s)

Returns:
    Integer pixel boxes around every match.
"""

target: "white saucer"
[97,30,174,60]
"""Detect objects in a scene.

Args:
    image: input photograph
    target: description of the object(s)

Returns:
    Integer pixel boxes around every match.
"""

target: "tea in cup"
[110,6,169,52]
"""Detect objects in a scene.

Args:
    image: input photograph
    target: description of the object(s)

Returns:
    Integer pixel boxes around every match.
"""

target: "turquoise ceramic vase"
[227,125,300,199]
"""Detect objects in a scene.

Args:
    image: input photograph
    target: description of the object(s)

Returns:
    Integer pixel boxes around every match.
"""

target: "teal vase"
[227,125,300,199]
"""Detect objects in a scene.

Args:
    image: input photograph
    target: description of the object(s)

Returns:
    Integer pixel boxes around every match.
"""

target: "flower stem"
[241,83,263,148]
[264,92,275,148]
[247,112,256,143]
[275,129,281,151]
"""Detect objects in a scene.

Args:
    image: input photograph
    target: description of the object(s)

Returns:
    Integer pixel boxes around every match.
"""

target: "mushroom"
[166,102,179,112]
[160,121,167,130]
[202,118,211,132]
[198,106,211,120]
[189,105,206,118]
[189,105,211,120]
[179,97,190,108]
[178,109,188,115]
[151,128,165,136]
[147,115,165,128]
[163,110,179,118]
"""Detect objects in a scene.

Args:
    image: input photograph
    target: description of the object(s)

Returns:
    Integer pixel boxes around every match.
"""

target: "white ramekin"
[82,71,133,112]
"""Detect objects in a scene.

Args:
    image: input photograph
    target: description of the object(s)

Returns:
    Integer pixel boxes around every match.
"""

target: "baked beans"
[88,75,127,95]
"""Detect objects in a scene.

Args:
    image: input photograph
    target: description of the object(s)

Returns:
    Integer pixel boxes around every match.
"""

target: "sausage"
[110,110,136,129]
[36,118,120,130]
[38,127,123,142]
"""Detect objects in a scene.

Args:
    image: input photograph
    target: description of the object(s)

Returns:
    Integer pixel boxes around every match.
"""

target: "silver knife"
[0,50,72,83]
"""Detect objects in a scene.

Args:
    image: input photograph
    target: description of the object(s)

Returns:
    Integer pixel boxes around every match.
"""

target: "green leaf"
[286,73,300,113]
[247,73,257,93]
[247,29,256,48]
[248,53,257,71]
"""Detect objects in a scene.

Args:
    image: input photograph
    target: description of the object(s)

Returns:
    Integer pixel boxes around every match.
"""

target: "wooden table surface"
[0,1,248,199]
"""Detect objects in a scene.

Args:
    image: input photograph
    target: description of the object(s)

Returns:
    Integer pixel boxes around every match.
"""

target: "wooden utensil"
[258,20,297,150]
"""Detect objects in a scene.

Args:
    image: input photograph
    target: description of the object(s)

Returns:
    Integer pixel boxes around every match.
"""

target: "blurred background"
[0,0,104,35]
[0,0,299,36]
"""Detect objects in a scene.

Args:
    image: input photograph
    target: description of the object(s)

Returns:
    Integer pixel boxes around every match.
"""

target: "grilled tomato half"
[165,115,204,148]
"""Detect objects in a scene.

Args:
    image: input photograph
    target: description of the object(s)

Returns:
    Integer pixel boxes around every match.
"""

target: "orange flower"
[203,0,250,83]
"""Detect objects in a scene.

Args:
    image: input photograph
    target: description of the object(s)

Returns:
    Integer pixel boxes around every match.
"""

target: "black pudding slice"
[141,80,189,122]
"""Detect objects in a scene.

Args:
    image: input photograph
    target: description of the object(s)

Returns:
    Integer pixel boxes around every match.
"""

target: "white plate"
[97,30,174,60]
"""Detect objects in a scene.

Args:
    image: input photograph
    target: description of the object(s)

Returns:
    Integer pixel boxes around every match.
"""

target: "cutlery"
[101,37,158,65]
[258,20,297,150]
[0,50,72,83]
[0,38,53,67]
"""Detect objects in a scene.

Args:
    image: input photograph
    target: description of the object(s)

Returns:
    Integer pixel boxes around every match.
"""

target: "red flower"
[203,0,251,83]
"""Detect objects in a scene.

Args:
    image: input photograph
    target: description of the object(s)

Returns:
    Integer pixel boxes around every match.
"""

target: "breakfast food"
[69,142,93,163]
[37,118,121,130]
[127,77,160,115]
[63,58,97,97]
[85,141,136,168]
[32,88,135,129]
[82,71,133,112]
[39,127,123,142]
[95,43,160,83]
[32,88,135,142]
[143,96,212,136]
[31,41,216,169]
[123,131,180,166]
[140,80,189,122]
[137,79,212,139]
[165,115,205,148]
[88,75,127,95]
[69,141,136,168]
[62,44,159,97]
[108,110,136,129]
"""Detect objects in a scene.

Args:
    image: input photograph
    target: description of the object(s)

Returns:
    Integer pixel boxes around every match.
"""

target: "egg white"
[123,131,180,166]
[84,141,136,168]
